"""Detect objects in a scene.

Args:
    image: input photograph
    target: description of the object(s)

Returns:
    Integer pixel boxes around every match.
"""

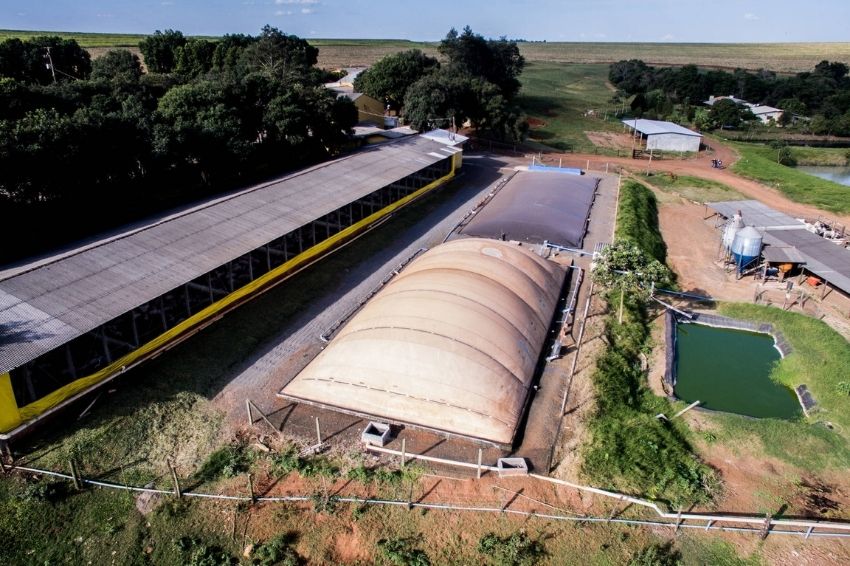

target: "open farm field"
[4,31,849,72]
[518,42,850,73]
[517,62,623,152]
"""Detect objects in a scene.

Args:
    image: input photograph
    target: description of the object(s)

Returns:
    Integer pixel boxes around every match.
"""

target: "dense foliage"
[0,27,356,263]
[610,58,850,133]
[584,181,715,506]
[354,26,527,140]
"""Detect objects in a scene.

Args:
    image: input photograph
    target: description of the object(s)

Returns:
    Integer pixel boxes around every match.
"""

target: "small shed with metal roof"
[622,119,702,152]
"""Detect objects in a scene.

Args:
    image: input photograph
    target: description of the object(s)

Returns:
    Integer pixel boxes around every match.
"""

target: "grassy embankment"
[639,173,745,204]
[517,62,623,153]
[581,180,716,507]
[730,142,850,214]
[692,303,850,472]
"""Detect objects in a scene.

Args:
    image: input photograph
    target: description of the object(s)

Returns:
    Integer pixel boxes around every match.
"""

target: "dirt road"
[552,138,850,226]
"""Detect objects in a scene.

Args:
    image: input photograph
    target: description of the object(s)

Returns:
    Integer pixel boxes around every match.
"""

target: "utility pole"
[45,47,57,83]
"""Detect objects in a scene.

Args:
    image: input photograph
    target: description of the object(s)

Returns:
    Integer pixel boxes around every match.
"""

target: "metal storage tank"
[722,210,744,252]
[731,226,762,270]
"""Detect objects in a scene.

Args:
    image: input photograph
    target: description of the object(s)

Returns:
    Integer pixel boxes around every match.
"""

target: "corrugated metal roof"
[622,119,702,137]
[762,230,850,294]
[707,200,806,231]
[280,239,565,446]
[0,135,452,373]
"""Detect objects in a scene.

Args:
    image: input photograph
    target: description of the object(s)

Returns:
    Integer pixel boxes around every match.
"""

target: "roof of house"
[279,238,565,446]
[749,105,783,115]
[0,135,456,373]
[621,119,702,137]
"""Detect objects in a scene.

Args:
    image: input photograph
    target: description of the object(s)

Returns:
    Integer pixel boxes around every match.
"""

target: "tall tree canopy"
[0,27,357,264]
[438,26,525,99]
[353,49,439,110]
[0,36,90,84]
[138,29,186,73]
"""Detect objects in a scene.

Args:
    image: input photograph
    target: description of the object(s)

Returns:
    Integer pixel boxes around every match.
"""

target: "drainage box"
[361,422,392,446]
[497,457,529,477]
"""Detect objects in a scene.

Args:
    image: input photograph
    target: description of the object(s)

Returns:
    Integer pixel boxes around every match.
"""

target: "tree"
[0,36,90,84]
[153,80,251,184]
[438,26,524,99]
[402,68,478,132]
[592,242,672,323]
[353,49,439,110]
[139,29,186,73]
[239,25,318,81]
[91,49,142,83]
[708,98,755,130]
[174,39,216,78]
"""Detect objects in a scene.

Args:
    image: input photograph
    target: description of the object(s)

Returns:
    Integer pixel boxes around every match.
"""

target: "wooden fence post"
[476,448,483,479]
[246,399,252,427]
[69,459,82,491]
[315,417,322,445]
[247,473,255,504]
[169,460,182,498]
[400,438,406,468]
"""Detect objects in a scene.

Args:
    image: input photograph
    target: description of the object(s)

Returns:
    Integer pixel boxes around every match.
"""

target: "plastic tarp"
[0,373,21,431]
[459,170,598,248]
[2,163,456,434]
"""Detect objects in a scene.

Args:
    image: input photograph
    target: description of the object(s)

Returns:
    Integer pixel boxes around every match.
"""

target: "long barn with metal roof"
[0,133,463,437]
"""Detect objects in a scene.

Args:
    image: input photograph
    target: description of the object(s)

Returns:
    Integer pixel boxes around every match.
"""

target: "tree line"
[0,27,358,263]
[354,26,528,141]
[609,59,850,134]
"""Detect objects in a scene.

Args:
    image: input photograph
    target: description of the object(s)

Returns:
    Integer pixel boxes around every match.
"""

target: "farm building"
[0,132,464,439]
[622,119,702,153]
[279,238,566,448]
[708,200,850,298]
[704,96,784,125]
[458,169,599,248]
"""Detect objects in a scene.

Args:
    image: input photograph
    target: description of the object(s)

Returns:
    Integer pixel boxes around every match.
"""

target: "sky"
[2,0,849,42]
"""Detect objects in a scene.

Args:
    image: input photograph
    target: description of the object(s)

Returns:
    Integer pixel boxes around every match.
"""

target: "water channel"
[796,165,850,187]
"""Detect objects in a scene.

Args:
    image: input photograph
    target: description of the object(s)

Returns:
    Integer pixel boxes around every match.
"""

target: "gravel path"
[212,154,522,418]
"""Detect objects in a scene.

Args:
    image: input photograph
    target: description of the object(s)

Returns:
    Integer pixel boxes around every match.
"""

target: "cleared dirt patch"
[585,131,635,151]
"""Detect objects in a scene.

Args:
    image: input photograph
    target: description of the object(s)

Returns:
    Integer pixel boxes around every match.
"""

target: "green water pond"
[674,323,802,419]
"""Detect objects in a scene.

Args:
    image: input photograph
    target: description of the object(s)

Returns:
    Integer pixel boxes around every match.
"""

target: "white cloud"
[661,33,675,41]
[301,7,315,14]
[744,13,759,20]
[275,9,293,15]
[275,0,318,4]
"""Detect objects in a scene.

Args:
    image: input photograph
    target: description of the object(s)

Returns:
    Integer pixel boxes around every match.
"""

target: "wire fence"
[5,461,850,540]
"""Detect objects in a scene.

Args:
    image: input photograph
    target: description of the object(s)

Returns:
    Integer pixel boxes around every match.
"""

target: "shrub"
[378,537,431,566]
[195,444,252,482]
[173,537,235,566]
[251,533,301,566]
[628,542,682,566]
[477,531,544,566]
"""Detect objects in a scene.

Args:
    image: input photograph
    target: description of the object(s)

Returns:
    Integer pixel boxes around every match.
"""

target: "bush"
[378,537,431,566]
[628,542,682,566]
[477,531,544,566]
[195,444,252,482]
[271,446,338,478]
[173,537,235,566]
[251,533,301,565]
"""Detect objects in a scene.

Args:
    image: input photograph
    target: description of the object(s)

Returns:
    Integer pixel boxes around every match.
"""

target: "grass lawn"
[695,303,850,471]
[638,172,745,203]
[517,62,623,153]
[730,142,850,214]
[788,146,850,166]
[0,29,219,48]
